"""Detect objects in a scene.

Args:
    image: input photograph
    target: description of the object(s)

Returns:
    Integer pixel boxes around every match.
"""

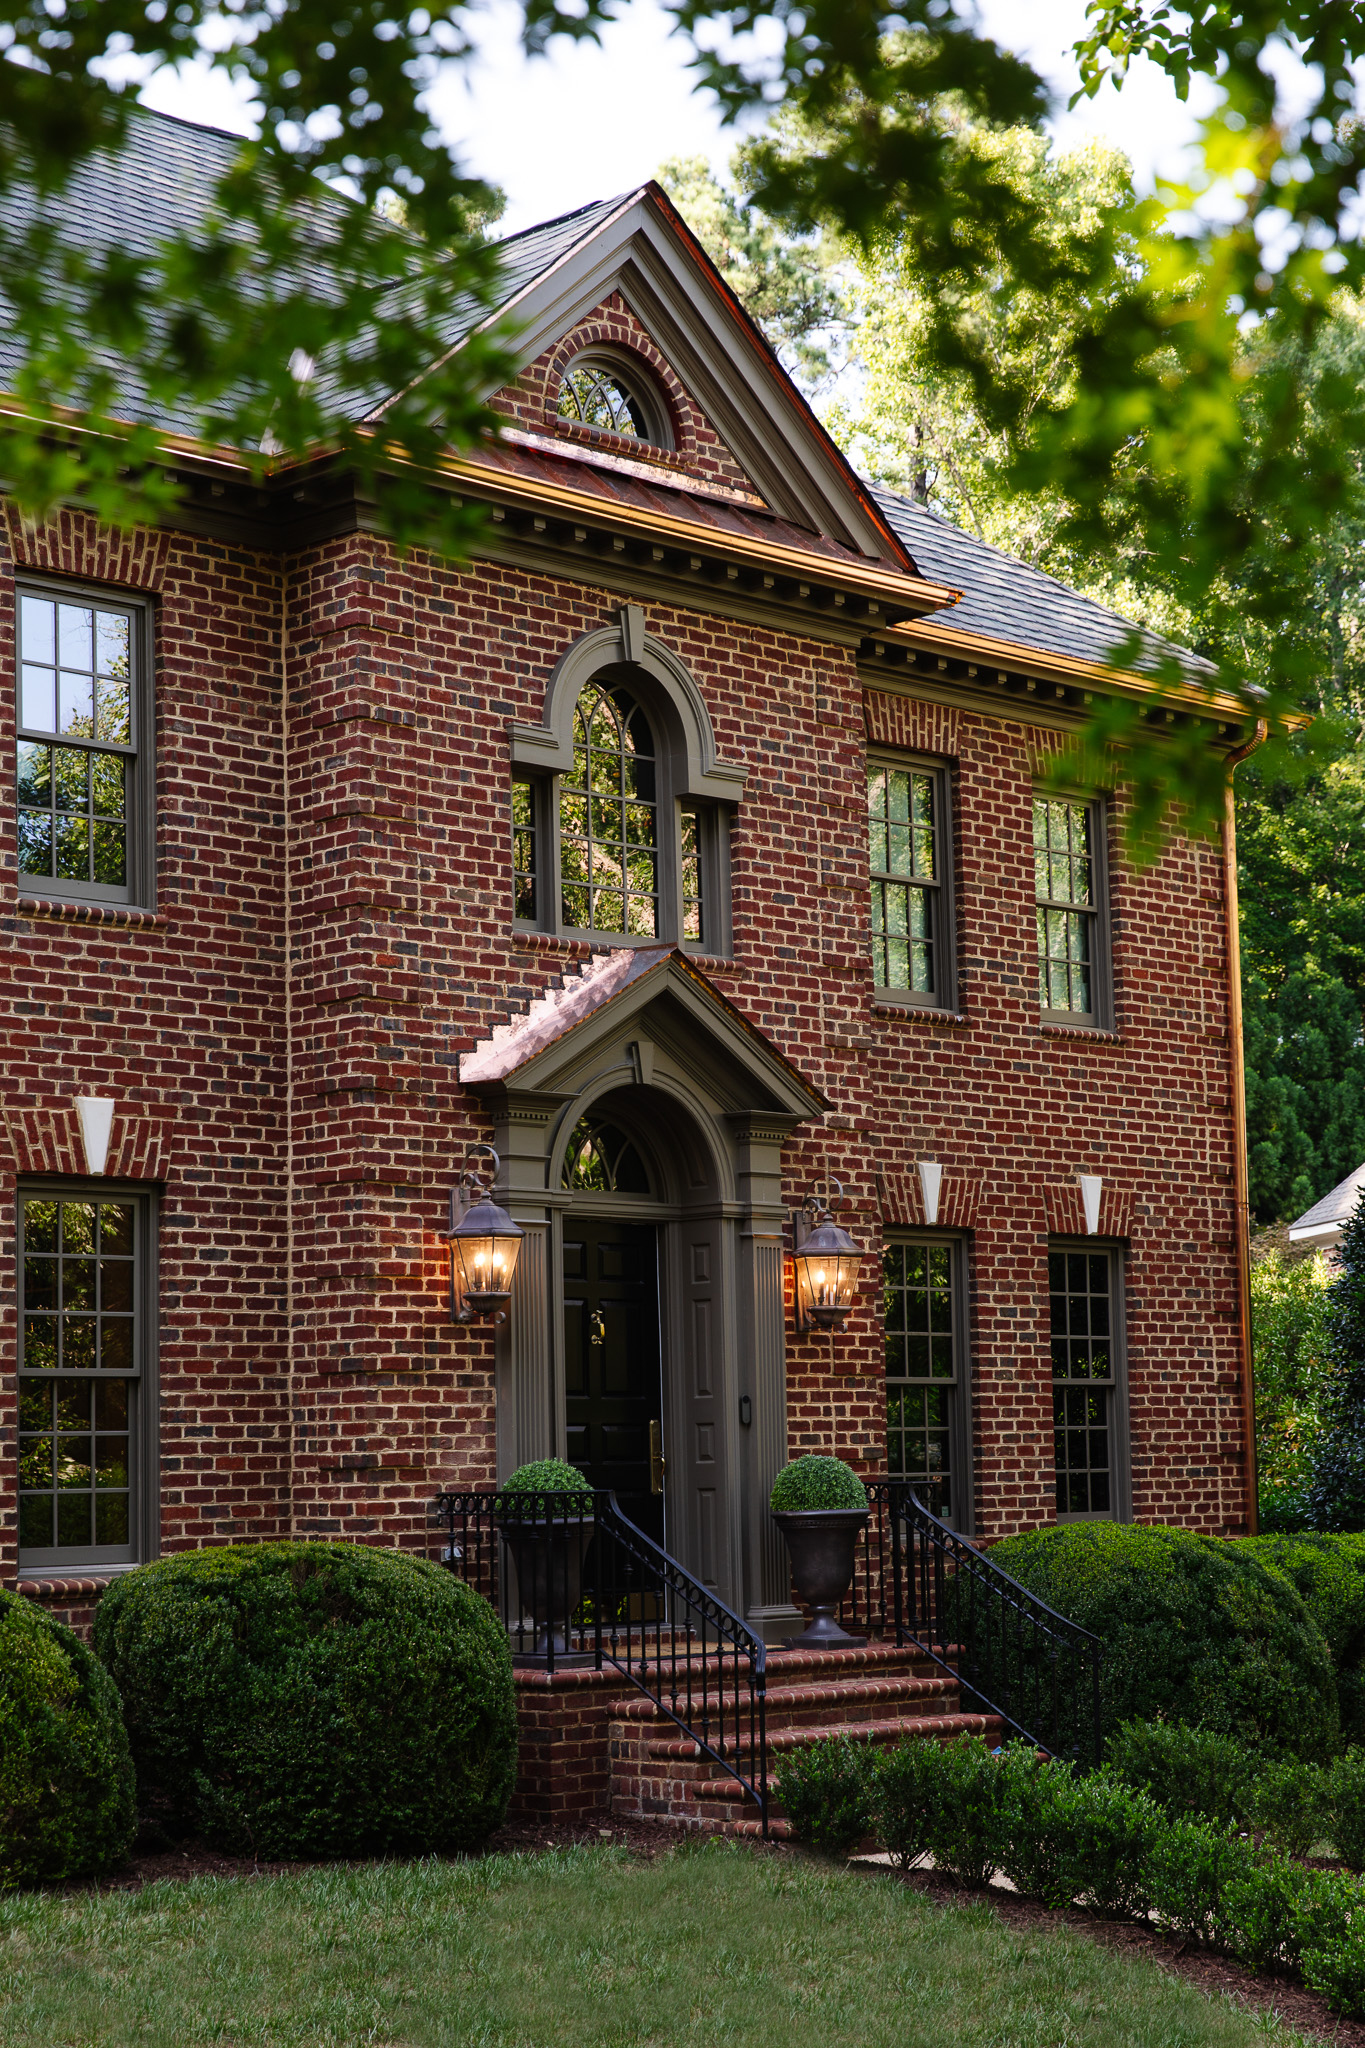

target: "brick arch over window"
[544,324,692,459]
[510,605,746,803]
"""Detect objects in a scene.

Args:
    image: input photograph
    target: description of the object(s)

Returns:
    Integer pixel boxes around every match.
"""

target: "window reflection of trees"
[560,681,658,937]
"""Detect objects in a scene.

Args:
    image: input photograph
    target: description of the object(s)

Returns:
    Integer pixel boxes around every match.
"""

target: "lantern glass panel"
[454,1232,520,1299]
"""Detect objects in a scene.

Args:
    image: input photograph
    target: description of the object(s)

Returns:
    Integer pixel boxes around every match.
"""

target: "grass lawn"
[0,1842,1311,2048]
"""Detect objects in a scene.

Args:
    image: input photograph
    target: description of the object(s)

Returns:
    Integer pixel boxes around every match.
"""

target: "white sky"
[136,0,1216,236]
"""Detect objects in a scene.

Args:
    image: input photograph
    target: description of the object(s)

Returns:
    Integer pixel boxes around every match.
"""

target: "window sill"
[15,895,165,930]
[1038,1020,1124,1044]
[871,1002,969,1025]
[13,1570,128,1598]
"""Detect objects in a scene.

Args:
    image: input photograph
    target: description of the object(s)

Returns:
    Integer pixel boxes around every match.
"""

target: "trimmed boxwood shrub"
[979,1521,1339,1758]
[496,1459,593,1511]
[0,1590,135,1889]
[770,1456,867,1514]
[1241,1532,1365,1743]
[94,1542,516,1860]
[1105,1718,1257,1827]
[773,1736,875,1858]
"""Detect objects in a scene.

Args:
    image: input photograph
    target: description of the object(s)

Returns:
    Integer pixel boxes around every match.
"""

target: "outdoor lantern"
[443,1144,524,1325]
[790,1180,865,1333]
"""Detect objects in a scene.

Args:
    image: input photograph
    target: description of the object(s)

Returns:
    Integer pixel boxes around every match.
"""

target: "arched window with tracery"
[556,352,671,447]
[559,680,659,937]
[561,1116,652,1194]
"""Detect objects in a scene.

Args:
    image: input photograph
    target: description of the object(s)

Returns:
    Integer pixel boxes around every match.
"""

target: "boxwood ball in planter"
[771,1456,870,1652]
[93,1542,516,1861]
[496,1459,596,1664]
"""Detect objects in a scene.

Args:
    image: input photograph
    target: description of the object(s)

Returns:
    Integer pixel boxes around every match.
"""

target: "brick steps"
[607,1640,1001,1836]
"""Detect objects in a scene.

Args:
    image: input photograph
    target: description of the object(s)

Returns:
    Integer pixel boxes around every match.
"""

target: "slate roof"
[0,106,1211,681]
[1289,1162,1365,1242]
[872,486,1210,678]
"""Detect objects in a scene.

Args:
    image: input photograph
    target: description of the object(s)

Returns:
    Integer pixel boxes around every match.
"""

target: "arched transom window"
[562,1116,652,1194]
[560,681,658,937]
[556,353,670,447]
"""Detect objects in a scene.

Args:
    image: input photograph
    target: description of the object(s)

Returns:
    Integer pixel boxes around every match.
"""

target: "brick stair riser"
[609,1675,956,1733]
[611,1711,1003,1832]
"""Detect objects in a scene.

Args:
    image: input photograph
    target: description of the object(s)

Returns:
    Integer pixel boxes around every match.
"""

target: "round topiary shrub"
[0,1590,136,1889]
[770,1455,868,1514]
[979,1522,1339,1759]
[497,1459,594,1510]
[1241,1533,1365,1745]
[93,1542,517,1860]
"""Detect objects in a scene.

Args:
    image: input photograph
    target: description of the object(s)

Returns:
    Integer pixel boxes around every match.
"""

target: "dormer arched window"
[556,351,673,449]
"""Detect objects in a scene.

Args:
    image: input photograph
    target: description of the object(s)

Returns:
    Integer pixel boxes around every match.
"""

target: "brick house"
[3,108,1257,1657]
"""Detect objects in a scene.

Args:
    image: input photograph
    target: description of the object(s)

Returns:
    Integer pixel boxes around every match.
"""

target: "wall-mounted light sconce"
[442,1144,524,1325]
[75,1097,116,1177]
[790,1179,865,1334]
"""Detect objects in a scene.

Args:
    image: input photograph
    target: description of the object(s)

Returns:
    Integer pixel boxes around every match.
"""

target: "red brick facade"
[0,245,1253,1643]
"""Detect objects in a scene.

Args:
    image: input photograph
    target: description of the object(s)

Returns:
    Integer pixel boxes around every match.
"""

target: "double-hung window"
[17,1184,158,1572]
[882,1237,972,1530]
[1049,1244,1129,1522]
[15,582,152,907]
[1034,795,1112,1027]
[868,756,955,1007]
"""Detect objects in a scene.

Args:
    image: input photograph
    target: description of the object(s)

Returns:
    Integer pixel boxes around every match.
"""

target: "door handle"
[649,1419,666,1494]
[589,1310,606,1349]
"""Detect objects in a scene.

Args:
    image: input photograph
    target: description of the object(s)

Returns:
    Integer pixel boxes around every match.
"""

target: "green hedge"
[0,1591,136,1889]
[1241,1532,1365,1744]
[780,1730,1365,2017]
[978,1521,1339,1758]
[94,1542,516,1860]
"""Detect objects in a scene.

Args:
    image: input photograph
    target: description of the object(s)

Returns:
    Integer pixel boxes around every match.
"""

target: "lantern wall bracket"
[788,1178,864,1335]
[442,1143,524,1326]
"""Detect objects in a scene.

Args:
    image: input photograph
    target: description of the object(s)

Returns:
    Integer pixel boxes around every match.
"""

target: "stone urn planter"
[770,1454,870,1652]
[496,1459,596,1666]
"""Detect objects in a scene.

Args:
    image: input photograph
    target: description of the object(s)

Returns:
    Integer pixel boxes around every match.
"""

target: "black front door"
[564,1219,663,1545]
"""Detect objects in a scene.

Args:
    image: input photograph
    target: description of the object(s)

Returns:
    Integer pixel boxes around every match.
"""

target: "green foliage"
[94,1542,516,1860]
[1252,1757,1332,1861]
[1104,1719,1257,1829]
[1147,1819,1259,1948]
[656,156,849,390]
[772,1736,875,1858]
[1241,1532,1365,1738]
[497,1460,594,1511]
[1301,1910,1365,2018]
[1308,1202,1365,1533]
[0,1592,135,1890]
[1061,1774,1163,1919]
[919,1735,1004,1888]
[769,1456,868,1513]
[994,1747,1084,1909]
[870,1737,938,1868]
[983,1520,1339,1758]
[1247,1258,1333,1518]
[1223,1855,1318,1975]
[1328,1749,1365,1872]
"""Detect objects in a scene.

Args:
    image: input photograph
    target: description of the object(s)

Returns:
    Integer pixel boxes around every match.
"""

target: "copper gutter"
[1223,719,1268,1534]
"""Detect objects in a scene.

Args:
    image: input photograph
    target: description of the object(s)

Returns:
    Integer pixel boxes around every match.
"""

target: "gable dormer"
[490,290,763,504]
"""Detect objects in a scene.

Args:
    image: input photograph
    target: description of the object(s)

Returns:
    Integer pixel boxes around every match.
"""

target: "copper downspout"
[1223,719,1268,1534]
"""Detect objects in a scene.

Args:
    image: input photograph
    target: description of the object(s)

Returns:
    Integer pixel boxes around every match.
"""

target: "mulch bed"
[51,1816,1364,2045]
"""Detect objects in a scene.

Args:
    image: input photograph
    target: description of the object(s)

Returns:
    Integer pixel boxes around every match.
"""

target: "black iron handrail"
[844,1482,1103,1765]
[434,1488,769,1833]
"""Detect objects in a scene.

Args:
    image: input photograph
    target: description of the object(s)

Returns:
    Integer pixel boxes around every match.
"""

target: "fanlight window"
[560,681,658,937]
[557,355,664,444]
[562,1117,652,1194]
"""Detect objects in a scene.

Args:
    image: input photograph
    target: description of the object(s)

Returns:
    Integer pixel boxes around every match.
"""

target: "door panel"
[563,1219,662,1545]
[671,1216,730,1598]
